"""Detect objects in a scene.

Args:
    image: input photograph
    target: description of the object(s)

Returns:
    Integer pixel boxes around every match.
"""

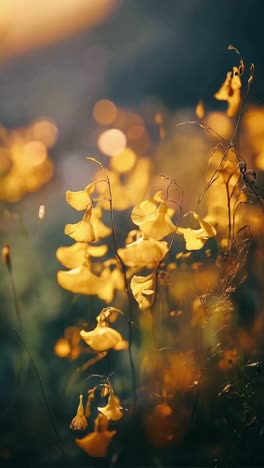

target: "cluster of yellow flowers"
[54,48,264,459]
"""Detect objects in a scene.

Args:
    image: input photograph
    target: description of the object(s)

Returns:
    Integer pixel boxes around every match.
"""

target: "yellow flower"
[75,414,116,458]
[80,323,127,352]
[131,273,155,309]
[56,242,108,269]
[91,206,112,239]
[214,66,241,117]
[57,264,101,295]
[66,182,95,211]
[177,212,216,250]
[70,394,88,430]
[97,261,125,303]
[131,191,176,240]
[94,157,152,211]
[98,385,123,421]
[65,208,95,243]
[118,231,168,268]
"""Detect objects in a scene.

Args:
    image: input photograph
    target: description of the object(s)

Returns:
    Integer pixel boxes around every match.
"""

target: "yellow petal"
[80,325,123,352]
[57,265,100,295]
[98,389,123,421]
[76,428,116,458]
[66,183,95,211]
[64,217,95,242]
[91,207,112,238]
[192,212,217,237]
[131,273,155,309]
[70,395,88,430]
[131,198,175,240]
[118,237,168,268]
[177,212,216,251]
[56,243,89,269]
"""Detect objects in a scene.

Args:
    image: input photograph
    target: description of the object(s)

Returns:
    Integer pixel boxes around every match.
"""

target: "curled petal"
[57,265,100,295]
[80,325,126,352]
[65,210,96,242]
[98,387,123,421]
[214,67,241,117]
[66,183,95,211]
[56,243,89,269]
[91,207,112,238]
[131,274,155,309]
[118,237,168,269]
[177,212,216,250]
[56,243,108,269]
[131,195,176,240]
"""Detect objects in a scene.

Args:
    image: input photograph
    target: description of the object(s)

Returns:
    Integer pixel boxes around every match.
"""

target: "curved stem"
[87,157,137,410]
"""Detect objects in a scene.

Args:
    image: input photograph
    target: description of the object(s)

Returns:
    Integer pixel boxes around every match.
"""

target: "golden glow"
[0,0,118,60]
[23,141,47,166]
[93,99,117,126]
[98,129,127,157]
[54,338,71,358]
[31,119,58,148]
[110,147,136,173]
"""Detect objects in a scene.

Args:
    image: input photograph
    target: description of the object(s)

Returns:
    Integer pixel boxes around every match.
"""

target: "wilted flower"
[131,191,176,240]
[70,394,88,430]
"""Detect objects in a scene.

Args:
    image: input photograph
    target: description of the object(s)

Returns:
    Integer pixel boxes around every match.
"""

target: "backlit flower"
[70,394,88,430]
[98,384,123,421]
[56,242,108,269]
[131,192,176,240]
[177,212,216,250]
[80,324,127,352]
[57,264,101,295]
[65,208,95,242]
[131,273,155,309]
[75,414,116,458]
[91,206,112,238]
[214,66,241,117]
[118,231,169,268]
[66,182,95,211]
[97,261,125,303]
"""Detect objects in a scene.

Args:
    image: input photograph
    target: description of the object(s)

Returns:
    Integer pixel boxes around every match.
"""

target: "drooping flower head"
[80,307,128,352]
[70,394,88,431]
